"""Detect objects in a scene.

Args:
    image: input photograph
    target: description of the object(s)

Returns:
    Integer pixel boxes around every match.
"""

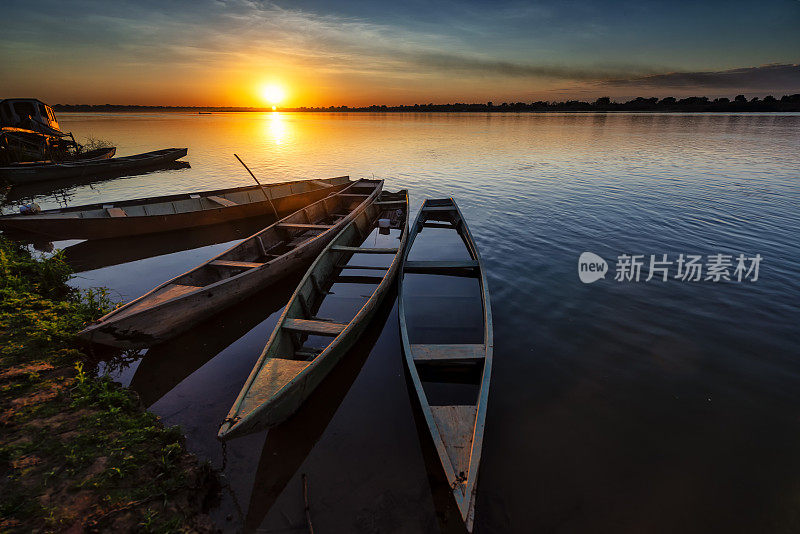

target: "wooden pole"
[234,153,279,219]
[302,473,314,534]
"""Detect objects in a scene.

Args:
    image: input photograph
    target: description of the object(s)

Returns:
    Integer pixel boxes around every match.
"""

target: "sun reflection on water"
[265,112,289,145]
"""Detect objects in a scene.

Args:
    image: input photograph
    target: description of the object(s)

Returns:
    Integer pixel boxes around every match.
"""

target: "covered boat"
[0,98,114,166]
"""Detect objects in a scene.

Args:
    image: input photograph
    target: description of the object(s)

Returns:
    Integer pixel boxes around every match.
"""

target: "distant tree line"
[53,94,800,113]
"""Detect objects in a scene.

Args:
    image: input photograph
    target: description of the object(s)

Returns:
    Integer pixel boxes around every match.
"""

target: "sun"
[261,84,286,108]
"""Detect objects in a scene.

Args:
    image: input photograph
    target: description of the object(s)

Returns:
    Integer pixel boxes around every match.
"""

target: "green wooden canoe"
[218,189,409,439]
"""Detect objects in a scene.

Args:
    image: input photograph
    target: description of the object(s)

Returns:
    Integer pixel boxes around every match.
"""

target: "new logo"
[578,252,608,283]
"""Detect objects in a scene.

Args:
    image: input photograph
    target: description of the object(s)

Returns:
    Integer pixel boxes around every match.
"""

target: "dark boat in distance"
[4,160,190,203]
[0,98,88,165]
[0,147,188,185]
[0,175,353,240]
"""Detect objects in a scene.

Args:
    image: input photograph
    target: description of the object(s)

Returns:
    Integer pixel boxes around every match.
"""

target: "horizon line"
[46,94,800,112]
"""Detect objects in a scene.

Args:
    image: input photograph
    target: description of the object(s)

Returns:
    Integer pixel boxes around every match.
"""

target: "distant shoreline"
[53,95,800,113]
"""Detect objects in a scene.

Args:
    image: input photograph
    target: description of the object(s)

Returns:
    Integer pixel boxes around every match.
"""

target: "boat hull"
[218,190,409,439]
[397,197,493,533]
[79,179,384,349]
[0,177,351,240]
[80,243,327,348]
[222,257,399,437]
[0,147,187,184]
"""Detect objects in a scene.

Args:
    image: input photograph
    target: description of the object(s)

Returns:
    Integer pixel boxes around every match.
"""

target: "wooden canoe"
[0,175,353,240]
[61,216,276,273]
[398,198,493,532]
[128,273,302,408]
[4,161,191,203]
[218,189,409,439]
[0,147,187,185]
[78,179,384,349]
[243,289,396,531]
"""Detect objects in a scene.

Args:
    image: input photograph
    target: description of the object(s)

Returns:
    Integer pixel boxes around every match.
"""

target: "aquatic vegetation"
[79,135,115,152]
[0,237,218,532]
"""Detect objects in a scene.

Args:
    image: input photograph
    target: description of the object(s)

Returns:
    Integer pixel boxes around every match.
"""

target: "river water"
[5,112,800,533]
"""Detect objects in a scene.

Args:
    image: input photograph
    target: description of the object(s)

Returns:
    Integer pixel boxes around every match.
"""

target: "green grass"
[0,237,217,532]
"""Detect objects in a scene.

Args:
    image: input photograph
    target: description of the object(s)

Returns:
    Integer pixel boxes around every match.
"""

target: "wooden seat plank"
[404,260,479,276]
[430,405,477,479]
[207,195,238,207]
[411,344,485,362]
[107,207,127,217]
[331,246,398,254]
[209,260,264,269]
[333,274,384,285]
[422,221,454,229]
[115,284,198,317]
[277,223,333,230]
[244,359,311,410]
[339,264,389,270]
[422,205,455,212]
[282,318,347,336]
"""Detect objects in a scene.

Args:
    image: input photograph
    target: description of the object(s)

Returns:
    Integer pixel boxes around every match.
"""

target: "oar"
[234,154,279,219]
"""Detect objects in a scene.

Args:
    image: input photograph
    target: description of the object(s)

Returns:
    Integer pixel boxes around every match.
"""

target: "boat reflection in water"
[62,216,274,273]
[4,160,191,204]
[128,272,303,408]
[243,289,396,533]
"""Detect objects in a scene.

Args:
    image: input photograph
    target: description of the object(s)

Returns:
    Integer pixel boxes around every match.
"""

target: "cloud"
[397,51,653,80]
[604,64,800,90]
[0,0,642,80]
[2,0,797,103]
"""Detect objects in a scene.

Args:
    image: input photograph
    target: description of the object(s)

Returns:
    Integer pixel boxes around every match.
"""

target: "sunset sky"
[1,0,798,106]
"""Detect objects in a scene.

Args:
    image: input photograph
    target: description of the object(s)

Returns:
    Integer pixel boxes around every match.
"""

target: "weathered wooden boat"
[60,216,275,273]
[0,99,79,165]
[0,147,187,185]
[243,290,396,532]
[129,274,302,408]
[79,179,383,348]
[0,175,353,240]
[6,146,118,165]
[398,198,493,532]
[218,189,408,440]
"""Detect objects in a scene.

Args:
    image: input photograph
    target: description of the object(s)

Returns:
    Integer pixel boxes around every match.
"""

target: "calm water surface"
[6,112,800,533]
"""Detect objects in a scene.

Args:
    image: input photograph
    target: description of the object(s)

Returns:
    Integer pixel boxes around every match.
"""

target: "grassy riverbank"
[0,237,218,532]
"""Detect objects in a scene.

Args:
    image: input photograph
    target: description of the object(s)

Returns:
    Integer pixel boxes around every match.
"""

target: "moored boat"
[398,198,493,532]
[0,99,80,165]
[218,189,408,439]
[0,175,353,240]
[0,147,188,185]
[79,178,383,348]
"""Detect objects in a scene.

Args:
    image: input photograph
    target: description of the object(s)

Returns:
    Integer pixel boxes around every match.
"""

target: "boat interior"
[9,176,350,219]
[402,198,488,482]
[113,180,382,318]
[269,189,408,364]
